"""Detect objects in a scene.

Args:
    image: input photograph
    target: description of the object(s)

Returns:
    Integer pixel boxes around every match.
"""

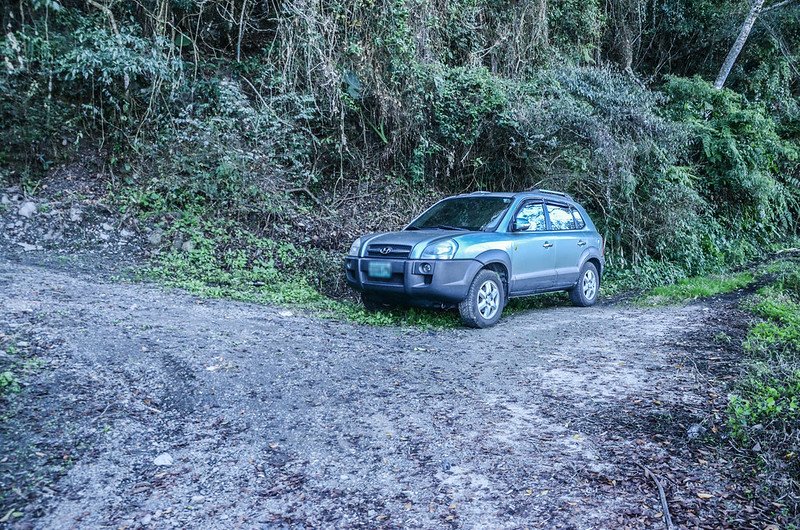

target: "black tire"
[569,261,600,307]
[361,292,388,312]
[458,269,505,328]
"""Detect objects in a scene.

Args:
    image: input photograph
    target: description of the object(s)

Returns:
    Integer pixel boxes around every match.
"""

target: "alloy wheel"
[582,269,597,300]
[477,280,500,320]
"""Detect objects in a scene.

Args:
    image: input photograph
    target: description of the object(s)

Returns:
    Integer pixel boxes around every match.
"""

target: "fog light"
[420,262,432,274]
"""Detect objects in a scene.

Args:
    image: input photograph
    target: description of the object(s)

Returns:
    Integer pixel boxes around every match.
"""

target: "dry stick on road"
[642,465,676,530]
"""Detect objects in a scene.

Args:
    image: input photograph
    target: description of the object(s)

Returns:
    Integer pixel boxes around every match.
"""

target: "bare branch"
[762,0,798,14]
[85,0,119,35]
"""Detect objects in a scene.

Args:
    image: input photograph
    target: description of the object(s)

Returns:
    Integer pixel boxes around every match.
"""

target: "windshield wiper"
[433,225,467,231]
[406,224,467,231]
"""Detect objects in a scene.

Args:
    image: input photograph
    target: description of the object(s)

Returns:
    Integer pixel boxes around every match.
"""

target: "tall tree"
[715,0,798,89]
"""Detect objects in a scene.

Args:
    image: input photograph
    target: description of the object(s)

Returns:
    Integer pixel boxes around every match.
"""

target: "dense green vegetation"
[2,0,798,299]
[0,371,20,396]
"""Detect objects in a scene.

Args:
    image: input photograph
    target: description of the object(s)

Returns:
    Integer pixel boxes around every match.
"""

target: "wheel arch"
[586,257,602,283]
[475,250,512,297]
[578,249,604,283]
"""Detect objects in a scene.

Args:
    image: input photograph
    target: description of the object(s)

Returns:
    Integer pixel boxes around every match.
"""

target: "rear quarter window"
[572,208,586,229]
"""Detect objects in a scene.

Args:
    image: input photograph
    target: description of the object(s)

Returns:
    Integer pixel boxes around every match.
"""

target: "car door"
[545,203,583,287]
[508,201,557,293]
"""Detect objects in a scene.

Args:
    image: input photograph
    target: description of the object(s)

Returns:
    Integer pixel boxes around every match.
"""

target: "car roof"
[461,189,575,203]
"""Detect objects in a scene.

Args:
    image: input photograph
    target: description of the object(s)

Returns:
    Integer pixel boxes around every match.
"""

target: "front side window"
[547,204,576,231]
[515,203,547,231]
[408,197,513,231]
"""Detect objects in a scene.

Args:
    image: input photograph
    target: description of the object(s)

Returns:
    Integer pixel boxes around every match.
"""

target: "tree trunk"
[714,0,766,89]
[236,0,248,63]
[613,0,635,73]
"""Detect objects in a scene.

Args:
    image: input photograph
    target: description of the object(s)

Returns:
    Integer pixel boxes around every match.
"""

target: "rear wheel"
[569,262,599,307]
[459,269,505,328]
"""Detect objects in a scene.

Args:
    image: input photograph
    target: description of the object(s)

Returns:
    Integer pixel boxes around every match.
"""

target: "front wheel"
[569,262,599,307]
[459,269,505,328]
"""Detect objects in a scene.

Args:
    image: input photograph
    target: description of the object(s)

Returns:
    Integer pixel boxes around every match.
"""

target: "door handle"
[577,240,587,246]
[543,242,553,248]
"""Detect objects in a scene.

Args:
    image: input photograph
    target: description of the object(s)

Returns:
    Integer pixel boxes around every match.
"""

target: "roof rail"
[529,188,573,200]
[470,190,492,194]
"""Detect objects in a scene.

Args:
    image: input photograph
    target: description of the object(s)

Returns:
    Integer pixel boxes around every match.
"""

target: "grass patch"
[728,365,800,442]
[144,242,572,329]
[506,291,572,312]
[638,271,754,305]
[745,294,800,353]
[726,258,800,497]
[145,247,462,329]
[743,260,800,355]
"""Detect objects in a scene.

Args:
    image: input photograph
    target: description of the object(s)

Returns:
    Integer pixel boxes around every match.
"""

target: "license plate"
[368,261,392,279]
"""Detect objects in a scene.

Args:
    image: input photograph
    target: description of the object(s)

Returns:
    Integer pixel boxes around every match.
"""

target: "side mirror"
[512,219,531,232]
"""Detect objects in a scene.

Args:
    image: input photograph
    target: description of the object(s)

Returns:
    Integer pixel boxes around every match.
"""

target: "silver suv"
[344,190,605,327]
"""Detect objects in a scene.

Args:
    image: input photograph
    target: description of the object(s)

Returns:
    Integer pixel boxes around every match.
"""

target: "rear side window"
[572,208,586,229]
[546,204,576,231]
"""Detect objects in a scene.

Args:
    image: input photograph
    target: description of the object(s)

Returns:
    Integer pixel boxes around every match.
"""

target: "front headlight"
[348,237,362,256]
[421,239,458,260]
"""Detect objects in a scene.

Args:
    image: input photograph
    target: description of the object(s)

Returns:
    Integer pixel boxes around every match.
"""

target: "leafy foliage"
[728,259,800,490]
[662,76,799,234]
[0,0,798,299]
[0,371,20,395]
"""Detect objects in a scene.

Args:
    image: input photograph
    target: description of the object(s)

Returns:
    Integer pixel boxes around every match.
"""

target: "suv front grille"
[366,244,412,259]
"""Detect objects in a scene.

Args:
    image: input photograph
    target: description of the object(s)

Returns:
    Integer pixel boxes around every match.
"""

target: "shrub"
[662,76,799,242]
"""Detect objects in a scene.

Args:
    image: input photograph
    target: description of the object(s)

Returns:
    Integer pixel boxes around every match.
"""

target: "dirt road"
[0,259,757,528]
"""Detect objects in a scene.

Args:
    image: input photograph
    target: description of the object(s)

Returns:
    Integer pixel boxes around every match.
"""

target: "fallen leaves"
[0,509,22,523]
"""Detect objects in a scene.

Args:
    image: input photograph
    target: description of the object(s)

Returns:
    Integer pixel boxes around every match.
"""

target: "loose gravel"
[0,260,771,529]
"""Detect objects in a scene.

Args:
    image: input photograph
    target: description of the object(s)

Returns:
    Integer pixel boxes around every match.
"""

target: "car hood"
[361,230,461,255]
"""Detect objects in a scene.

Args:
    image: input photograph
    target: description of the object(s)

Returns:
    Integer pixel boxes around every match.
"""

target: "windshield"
[408,197,513,231]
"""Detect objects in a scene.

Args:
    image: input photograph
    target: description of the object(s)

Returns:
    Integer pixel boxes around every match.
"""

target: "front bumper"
[344,257,483,304]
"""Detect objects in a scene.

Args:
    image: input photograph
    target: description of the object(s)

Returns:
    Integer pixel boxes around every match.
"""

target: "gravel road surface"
[0,260,753,529]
